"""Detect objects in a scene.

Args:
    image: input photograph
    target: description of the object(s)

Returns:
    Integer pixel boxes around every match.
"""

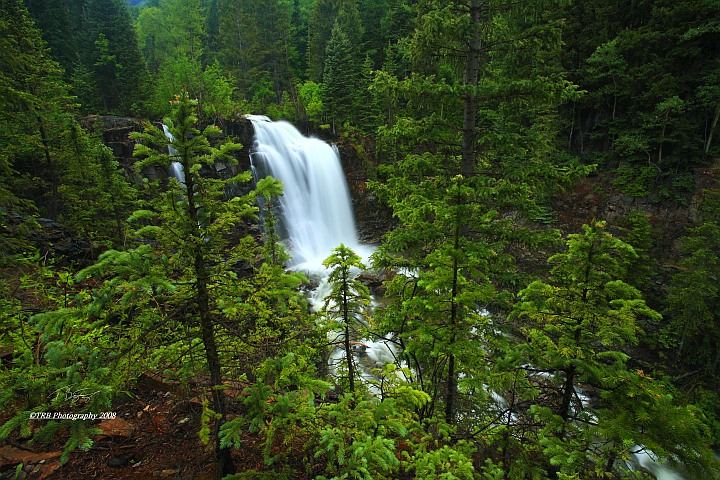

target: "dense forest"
[2,0,720,478]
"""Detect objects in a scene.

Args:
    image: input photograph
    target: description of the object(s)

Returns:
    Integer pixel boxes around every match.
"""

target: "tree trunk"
[445,221,461,424]
[461,0,483,176]
[36,114,59,218]
[342,271,355,395]
[196,253,235,477]
[705,101,720,154]
[560,366,575,422]
[185,163,235,478]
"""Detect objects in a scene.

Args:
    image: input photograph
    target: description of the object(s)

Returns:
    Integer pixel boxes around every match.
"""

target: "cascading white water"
[162,124,185,184]
[247,115,372,272]
[247,115,400,390]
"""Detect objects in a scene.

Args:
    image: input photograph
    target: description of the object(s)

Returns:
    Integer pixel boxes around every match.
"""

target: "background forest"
[2,0,720,478]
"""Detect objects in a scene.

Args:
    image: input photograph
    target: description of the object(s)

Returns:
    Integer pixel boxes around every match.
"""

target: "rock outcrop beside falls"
[84,115,393,244]
[82,115,254,185]
[335,138,395,244]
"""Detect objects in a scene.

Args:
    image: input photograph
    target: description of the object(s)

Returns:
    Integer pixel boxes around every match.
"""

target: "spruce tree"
[665,190,720,378]
[322,244,370,395]
[322,23,355,133]
[130,92,247,476]
[370,0,586,429]
[79,0,147,114]
[513,221,718,477]
[306,0,340,82]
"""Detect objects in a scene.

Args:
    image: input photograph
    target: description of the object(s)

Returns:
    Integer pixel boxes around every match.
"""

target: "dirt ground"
[0,378,272,480]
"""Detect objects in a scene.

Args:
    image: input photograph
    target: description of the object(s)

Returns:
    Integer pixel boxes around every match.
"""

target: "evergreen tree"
[136,0,208,115]
[381,0,415,47]
[306,0,340,82]
[355,54,382,133]
[126,92,312,476]
[359,0,390,66]
[204,0,220,63]
[289,0,309,78]
[513,220,718,477]
[130,92,245,475]
[372,171,516,424]
[370,0,586,425]
[322,244,370,395]
[322,23,355,132]
[23,0,80,74]
[83,0,147,114]
[665,189,720,379]
[0,0,138,251]
[514,221,655,422]
[217,0,295,106]
[0,0,73,218]
[57,127,137,250]
[562,0,720,197]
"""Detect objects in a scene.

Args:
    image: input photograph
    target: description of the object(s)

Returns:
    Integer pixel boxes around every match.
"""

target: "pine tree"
[23,0,80,74]
[136,0,207,115]
[563,0,720,197]
[130,92,246,476]
[514,221,655,422]
[306,0,340,82]
[513,220,719,477]
[0,0,138,251]
[370,0,586,428]
[0,0,74,218]
[322,244,370,395]
[67,0,148,114]
[372,172,515,424]
[665,189,720,378]
[322,23,355,133]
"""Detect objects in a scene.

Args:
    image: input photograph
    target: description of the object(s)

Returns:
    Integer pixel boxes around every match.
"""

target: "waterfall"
[162,124,185,184]
[247,115,372,272]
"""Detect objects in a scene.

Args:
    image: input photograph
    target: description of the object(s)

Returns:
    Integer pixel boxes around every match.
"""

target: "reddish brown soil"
[0,384,272,480]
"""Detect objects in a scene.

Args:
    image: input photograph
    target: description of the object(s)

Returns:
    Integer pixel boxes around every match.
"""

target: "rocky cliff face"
[554,168,720,259]
[89,116,393,244]
[335,137,394,245]
[84,114,255,185]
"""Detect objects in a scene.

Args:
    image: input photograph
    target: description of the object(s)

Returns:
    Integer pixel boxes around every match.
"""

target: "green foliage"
[564,0,720,195]
[217,0,296,106]
[616,211,655,290]
[136,0,223,117]
[297,80,324,126]
[513,221,656,417]
[129,93,315,474]
[410,443,475,480]
[0,261,124,463]
[201,63,236,121]
[322,23,357,133]
[24,0,147,115]
[224,352,438,479]
[372,169,520,424]
[322,244,371,394]
[0,0,137,249]
[664,189,720,377]
[513,221,718,477]
[306,0,341,82]
[6,0,720,477]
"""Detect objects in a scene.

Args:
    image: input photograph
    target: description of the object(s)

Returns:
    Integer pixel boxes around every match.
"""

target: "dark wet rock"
[106,456,129,468]
[31,218,94,266]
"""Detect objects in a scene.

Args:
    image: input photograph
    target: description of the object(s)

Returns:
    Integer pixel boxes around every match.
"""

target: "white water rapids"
[247,115,373,273]
[162,124,185,184]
